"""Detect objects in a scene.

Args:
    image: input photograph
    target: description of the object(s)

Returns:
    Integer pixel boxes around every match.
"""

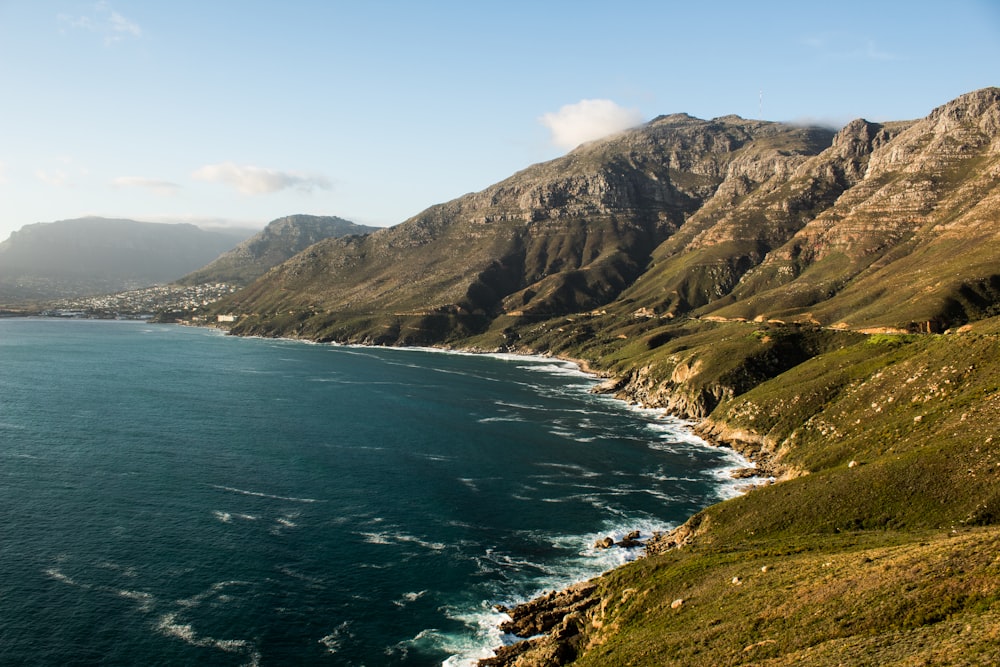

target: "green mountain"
[0,217,254,302]
[210,88,1000,665]
[177,214,378,287]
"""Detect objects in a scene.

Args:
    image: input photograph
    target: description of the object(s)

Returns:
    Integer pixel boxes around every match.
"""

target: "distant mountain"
[0,217,253,302]
[178,214,378,287]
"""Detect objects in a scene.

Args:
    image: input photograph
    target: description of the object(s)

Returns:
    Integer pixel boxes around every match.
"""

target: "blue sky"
[1,1,998,242]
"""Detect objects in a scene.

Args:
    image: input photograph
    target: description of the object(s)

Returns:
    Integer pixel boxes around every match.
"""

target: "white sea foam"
[44,567,83,587]
[319,621,353,654]
[411,610,511,667]
[419,453,455,462]
[177,580,252,609]
[476,415,525,424]
[156,612,261,666]
[709,447,773,500]
[359,530,448,552]
[393,590,428,607]
[443,518,673,665]
[457,477,480,492]
[534,462,601,478]
[210,484,320,503]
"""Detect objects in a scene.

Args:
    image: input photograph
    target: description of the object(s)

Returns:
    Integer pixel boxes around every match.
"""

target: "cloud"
[540,99,644,150]
[192,162,332,195]
[112,176,181,196]
[58,1,142,45]
[36,168,73,187]
[801,34,900,62]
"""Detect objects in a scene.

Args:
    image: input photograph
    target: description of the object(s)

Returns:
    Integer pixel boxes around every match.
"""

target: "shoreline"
[277,334,774,664]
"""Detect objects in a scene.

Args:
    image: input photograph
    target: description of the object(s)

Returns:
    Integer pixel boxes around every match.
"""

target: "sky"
[1,1,998,243]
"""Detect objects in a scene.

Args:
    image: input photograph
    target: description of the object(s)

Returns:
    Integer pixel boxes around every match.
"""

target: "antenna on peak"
[759,90,763,120]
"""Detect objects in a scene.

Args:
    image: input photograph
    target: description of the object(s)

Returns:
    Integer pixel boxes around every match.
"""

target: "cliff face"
[712,88,1000,327]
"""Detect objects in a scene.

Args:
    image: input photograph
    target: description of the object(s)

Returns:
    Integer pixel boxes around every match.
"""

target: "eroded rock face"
[482,582,599,667]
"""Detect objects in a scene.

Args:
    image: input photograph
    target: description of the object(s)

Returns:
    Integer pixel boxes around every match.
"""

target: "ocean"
[0,318,747,665]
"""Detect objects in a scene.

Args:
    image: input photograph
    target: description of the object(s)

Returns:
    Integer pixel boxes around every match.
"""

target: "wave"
[156,612,261,666]
[210,484,320,503]
[357,530,448,552]
[44,556,261,665]
[441,517,673,665]
[393,589,428,607]
[319,621,354,654]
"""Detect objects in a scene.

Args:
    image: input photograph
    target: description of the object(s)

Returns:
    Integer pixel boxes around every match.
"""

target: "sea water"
[0,319,747,665]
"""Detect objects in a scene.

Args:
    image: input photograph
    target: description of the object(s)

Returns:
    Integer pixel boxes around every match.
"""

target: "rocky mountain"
[0,217,254,302]
[219,88,999,345]
[177,214,378,286]
[221,115,836,341]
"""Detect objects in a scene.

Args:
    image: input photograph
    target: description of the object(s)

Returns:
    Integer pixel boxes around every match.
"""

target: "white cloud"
[58,2,142,45]
[112,176,181,196]
[36,168,73,187]
[192,162,332,195]
[801,34,900,62]
[540,99,644,150]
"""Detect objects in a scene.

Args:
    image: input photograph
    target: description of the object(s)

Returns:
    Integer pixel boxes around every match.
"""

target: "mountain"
[220,88,999,345]
[177,214,378,286]
[222,115,836,341]
[208,89,1000,666]
[0,217,254,302]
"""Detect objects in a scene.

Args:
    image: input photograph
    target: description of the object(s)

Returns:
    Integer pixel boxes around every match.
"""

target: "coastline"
[419,343,787,666]
[325,337,774,664]
[203,325,771,665]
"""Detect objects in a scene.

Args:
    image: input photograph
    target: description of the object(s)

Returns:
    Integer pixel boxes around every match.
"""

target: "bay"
[0,319,745,665]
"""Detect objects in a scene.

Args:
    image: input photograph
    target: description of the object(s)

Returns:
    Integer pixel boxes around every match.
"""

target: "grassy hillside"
[484,318,1000,665]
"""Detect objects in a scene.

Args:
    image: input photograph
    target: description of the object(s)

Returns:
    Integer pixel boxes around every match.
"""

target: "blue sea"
[0,318,747,665]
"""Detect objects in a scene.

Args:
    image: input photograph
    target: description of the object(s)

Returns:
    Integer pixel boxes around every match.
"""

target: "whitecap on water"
[210,484,321,504]
[156,611,261,666]
[440,518,673,665]
[393,589,428,607]
[318,621,353,654]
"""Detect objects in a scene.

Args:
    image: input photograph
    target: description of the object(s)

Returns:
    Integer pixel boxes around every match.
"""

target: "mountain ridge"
[213,88,999,345]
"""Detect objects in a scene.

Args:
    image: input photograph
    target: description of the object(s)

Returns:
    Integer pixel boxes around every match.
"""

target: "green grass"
[489,318,1000,665]
[576,528,1000,667]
